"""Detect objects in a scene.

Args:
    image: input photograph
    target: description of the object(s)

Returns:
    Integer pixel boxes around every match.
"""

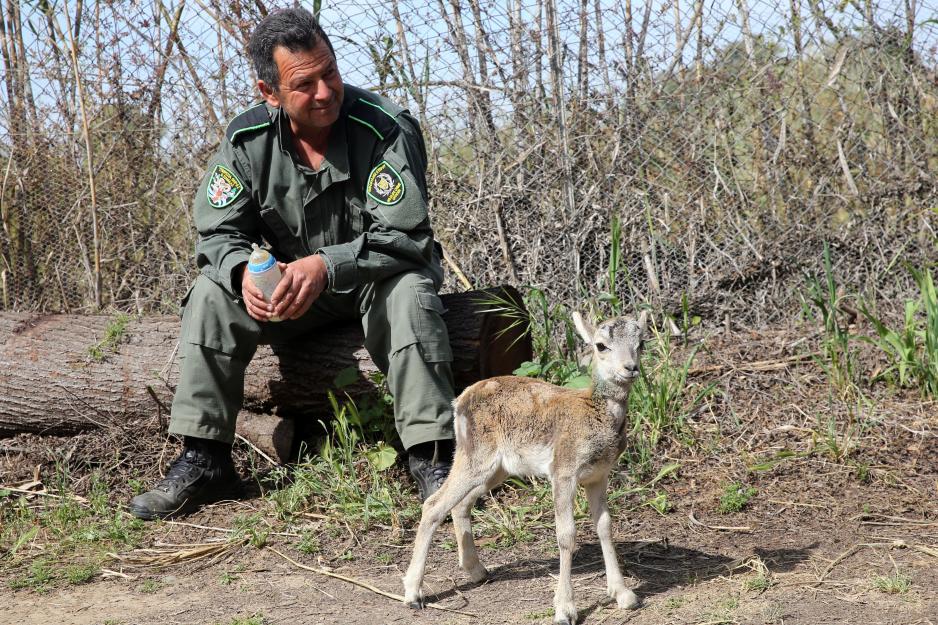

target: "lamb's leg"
[585,477,639,610]
[551,475,578,625]
[403,453,487,608]
[452,468,505,583]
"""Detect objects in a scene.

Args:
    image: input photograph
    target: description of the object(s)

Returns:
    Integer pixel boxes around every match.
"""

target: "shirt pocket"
[259,207,308,260]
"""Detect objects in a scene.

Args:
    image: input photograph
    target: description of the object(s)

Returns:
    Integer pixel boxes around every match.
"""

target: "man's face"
[259,40,344,137]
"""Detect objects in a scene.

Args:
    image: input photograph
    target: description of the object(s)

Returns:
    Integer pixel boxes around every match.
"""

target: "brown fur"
[403,311,648,624]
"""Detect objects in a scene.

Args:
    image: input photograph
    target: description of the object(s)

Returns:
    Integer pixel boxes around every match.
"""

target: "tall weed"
[801,244,861,398]
[861,266,938,397]
[627,320,715,472]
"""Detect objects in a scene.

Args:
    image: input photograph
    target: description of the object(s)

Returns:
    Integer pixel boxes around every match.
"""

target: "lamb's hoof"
[467,565,489,584]
[404,595,425,610]
[553,608,577,624]
[613,588,640,610]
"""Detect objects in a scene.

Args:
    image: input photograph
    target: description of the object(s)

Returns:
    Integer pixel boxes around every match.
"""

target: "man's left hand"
[270,254,328,320]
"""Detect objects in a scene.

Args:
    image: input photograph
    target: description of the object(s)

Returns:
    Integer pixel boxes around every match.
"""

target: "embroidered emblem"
[206,164,244,208]
[366,160,405,206]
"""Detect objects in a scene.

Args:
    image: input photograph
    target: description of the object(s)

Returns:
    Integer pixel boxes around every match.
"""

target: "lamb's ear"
[637,310,649,334]
[572,312,596,345]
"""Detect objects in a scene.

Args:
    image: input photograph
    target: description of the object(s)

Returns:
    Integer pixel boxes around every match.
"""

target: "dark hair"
[247,8,335,91]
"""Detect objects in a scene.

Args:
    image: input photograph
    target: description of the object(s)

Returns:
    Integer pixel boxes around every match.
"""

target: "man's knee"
[180,274,259,360]
[372,271,452,363]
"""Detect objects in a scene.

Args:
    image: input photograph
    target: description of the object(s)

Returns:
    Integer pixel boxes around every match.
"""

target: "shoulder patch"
[366,160,405,206]
[206,164,244,208]
[348,98,399,141]
[225,103,271,143]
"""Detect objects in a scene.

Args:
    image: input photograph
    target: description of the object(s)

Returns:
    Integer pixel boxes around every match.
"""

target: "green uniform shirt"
[193,85,436,296]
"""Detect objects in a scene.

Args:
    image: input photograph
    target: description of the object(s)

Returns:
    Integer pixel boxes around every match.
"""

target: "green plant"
[88,313,131,361]
[718,482,757,513]
[524,608,555,620]
[872,571,912,594]
[801,243,860,397]
[296,532,319,555]
[232,514,269,548]
[644,491,671,515]
[1,467,145,593]
[139,579,161,593]
[472,491,545,548]
[861,266,938,397]
[627,320,714,472]
[64,564,97,585]
[266,392,415,529]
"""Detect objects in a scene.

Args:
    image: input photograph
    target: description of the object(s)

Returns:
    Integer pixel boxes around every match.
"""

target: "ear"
[571,311,595,345]
[637,310,649,334]
[257,79,280,107]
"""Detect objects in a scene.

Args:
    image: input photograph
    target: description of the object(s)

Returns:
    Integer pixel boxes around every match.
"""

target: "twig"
[164,519,299,538]
[689,353,816,375]
[811,544,861,587]
[0,485,88,503]
[855,513,938,527]
[235,432,278,466]
[687,511,751,532]
[268,547,477,617]
[440,243,473,291]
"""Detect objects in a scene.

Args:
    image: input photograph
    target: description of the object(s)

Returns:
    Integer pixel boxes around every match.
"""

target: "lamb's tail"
[452,396,473,456]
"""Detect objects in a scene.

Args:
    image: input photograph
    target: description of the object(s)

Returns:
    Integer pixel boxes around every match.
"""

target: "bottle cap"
[247,244,276,273]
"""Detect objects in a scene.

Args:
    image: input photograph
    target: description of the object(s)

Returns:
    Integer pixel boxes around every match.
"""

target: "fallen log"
[0,286,531,460]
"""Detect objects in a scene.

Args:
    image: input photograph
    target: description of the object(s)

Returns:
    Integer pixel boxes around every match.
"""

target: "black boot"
[408,440,453,502]
[128,437,239,520]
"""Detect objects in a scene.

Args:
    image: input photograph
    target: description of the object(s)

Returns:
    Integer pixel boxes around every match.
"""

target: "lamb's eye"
[595,343,609,353]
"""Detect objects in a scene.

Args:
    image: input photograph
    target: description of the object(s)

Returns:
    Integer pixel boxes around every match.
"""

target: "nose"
[314,80,333,101]
[622,362,639,377]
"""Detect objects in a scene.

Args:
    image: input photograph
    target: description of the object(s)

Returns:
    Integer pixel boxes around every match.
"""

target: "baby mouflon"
[403,310,648,624]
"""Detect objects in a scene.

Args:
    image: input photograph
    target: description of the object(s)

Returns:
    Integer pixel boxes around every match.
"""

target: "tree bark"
[0,287,532,446]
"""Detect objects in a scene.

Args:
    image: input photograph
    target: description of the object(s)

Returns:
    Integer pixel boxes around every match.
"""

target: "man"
[129,8,455,520]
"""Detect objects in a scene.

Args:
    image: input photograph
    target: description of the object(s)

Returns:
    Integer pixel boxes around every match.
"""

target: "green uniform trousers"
[168,267,455,450]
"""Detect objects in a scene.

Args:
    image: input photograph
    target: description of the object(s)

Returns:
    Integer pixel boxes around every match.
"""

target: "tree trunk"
[0,287,532,457]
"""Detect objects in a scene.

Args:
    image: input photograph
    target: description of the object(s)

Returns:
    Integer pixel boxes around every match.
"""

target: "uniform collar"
[273,104,350,184]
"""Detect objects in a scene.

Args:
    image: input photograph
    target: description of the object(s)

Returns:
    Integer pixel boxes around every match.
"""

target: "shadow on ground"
[421,538,817,619]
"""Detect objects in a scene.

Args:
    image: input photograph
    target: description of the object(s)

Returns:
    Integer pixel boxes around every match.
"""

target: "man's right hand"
[239,263,274,322]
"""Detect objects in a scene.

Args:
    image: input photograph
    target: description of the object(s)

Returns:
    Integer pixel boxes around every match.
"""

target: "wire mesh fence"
[1,0,936,326]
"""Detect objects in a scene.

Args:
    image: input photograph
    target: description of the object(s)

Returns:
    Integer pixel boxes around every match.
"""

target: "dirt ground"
[2,327,937,625]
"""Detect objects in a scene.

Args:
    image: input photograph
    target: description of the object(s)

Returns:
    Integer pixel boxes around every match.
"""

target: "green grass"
[1,469,146,592]
[718,482,757,514]
[872,571,912,594]
[264,391,418,530]
[627,320,715,474]
[88,313,131,361]
[139,579,161,594]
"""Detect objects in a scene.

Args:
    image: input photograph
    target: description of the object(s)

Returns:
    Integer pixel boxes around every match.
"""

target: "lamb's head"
[572,311,648,391]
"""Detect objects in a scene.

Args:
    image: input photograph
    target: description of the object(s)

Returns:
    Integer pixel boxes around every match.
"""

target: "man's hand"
[240,263,276,322]
[270,254,328,320]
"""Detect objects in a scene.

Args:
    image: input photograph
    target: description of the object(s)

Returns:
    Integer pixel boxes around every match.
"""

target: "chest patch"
[206,164,244,208]
[366,160,405,206]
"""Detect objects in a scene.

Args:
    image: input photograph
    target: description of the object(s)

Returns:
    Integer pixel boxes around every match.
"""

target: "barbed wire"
[0,0,935,325]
